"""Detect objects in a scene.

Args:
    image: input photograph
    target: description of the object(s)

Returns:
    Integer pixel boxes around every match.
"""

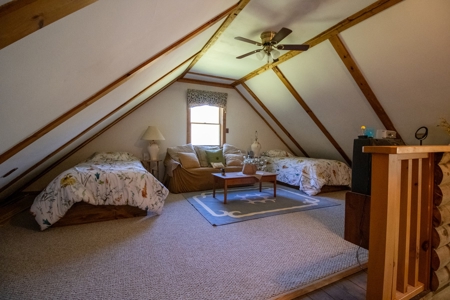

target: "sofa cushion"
[194,145,221,167]
[225,153,244,166]
[205,149,225,166]
[178,152,201,169]
[167,143,195,162]
[223,143,243,155]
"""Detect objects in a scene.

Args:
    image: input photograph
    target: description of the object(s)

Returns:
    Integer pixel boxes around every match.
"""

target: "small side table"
[141,160,162,181]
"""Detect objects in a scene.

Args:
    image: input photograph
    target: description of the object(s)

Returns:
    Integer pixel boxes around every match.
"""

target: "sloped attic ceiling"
[1,0,450,200]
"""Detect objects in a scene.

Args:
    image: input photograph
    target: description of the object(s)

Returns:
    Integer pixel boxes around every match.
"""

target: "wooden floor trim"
[272,263,368,300]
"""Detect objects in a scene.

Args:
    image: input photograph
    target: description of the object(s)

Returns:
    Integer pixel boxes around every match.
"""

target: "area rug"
[183,186,340,226]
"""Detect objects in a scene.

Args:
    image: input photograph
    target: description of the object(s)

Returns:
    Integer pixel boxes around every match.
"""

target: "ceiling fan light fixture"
[270,49,280,60]
[256,50,265,60]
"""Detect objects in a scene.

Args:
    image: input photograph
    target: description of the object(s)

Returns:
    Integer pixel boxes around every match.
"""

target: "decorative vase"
[251,131,261,157]
[251,141,261,157]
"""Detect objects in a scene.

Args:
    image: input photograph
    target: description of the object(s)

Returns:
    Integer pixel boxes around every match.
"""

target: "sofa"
[164,143,246,193]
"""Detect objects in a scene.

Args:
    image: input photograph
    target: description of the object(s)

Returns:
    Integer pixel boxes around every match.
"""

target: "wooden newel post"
[363,146,450,300]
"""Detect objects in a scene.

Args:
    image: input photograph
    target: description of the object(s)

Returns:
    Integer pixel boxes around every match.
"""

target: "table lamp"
[142,126,165,160]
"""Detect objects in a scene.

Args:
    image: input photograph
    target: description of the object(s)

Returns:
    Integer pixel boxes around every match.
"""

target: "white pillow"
[178,152,201,169]
[225,154,244,166]
[167,144,195,162]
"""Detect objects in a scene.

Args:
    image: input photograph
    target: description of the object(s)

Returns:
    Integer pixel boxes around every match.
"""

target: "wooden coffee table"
[212,171,277,204]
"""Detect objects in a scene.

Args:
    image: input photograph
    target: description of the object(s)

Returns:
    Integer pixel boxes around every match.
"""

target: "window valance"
[187,89,227,109]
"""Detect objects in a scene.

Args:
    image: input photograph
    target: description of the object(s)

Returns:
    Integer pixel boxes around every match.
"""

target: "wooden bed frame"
[52,202,147,227]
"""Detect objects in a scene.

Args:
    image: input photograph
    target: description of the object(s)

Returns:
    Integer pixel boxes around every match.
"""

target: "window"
[188,105,225,145]
[186,89,228,146]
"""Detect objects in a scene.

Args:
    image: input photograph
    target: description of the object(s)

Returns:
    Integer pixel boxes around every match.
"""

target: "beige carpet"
[0,189,367,300]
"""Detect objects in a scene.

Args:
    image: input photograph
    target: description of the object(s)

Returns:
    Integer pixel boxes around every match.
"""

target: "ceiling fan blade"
[271,27,292,44]
[236,49,262,59]
[276,44,310,51]
[234,36,262,46]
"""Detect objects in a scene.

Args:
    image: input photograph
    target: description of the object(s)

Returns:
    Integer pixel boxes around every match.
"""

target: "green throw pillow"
[205,149,225,166]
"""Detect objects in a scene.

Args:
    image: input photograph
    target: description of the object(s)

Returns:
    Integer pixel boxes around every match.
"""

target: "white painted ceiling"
[1,0,450,199]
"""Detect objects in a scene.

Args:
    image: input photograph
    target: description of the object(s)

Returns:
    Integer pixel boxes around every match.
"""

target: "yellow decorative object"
[360,125,366,136]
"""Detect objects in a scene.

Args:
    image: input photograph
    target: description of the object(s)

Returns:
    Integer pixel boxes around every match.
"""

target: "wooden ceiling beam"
[177,78,233,89]
[0,0,97,50]
[328,34,402,141]
[273,67,352,165]
[0,4,236,165]
[241,83,309,157]
[0,52,199,195]
[186,72,236,82]
[232,0,403,86]
[181,0,251,77]
[234,87,296,156]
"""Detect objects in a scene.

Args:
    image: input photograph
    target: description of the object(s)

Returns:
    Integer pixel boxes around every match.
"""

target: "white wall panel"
[278,40,384,159]
[6,62,190,196]
[340,0,450,145]
[27,81,288,190]
[245,71,343,161]
[0,0,235,153]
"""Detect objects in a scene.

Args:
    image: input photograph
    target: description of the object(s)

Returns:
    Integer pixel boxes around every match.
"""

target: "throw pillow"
[194,145,221,167]
[211,162,225,169]
[167,144,195,162]
[205,149,225,166]
[177,152,201,169]
[223,143,243,155]
[225,154,244,166]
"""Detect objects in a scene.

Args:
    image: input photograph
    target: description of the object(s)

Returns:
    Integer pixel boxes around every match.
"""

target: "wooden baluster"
[397,159,413,293]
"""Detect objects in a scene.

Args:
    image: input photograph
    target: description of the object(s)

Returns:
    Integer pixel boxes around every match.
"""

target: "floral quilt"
[263,156,351,196]
[30,152,169,230]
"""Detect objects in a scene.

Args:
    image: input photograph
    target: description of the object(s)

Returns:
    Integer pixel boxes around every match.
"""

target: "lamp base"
[148,142,159,161]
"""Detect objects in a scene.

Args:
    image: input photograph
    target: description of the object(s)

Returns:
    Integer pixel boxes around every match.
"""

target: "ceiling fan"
[235,27,309,62]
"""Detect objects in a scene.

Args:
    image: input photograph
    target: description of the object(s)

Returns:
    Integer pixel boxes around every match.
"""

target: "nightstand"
[141,160,162,181]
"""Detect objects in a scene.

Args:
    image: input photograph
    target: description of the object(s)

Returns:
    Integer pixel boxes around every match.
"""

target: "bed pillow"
[205,149,225,166]
[167,144,196,162]
[194,145,221,167]
[178,152,201,169]
[262,149,294,157]
[225,153,244,166]
[87,152,138,162]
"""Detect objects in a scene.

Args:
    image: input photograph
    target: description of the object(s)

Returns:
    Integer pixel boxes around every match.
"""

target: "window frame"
[187,105,226,145]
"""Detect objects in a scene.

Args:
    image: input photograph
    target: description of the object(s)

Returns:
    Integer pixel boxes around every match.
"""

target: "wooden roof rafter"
[0,3,238,165]
[234,87,296,156]
[180,0,251,78]
[0,0,97,50]
[272,67,352,165]
[240,83,309,157]
[328,34,403,141]
[0,52,199,195]
[231,0,404,86]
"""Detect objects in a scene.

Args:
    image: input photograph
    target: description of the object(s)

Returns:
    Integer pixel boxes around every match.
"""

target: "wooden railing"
[363,145,450,300]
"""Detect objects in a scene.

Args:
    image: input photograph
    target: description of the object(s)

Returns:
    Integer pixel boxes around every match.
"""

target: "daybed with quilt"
[262,149,351,196]
[30,152,169,230]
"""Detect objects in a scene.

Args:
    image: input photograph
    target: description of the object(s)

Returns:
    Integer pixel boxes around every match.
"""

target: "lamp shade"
[142,126,165,141]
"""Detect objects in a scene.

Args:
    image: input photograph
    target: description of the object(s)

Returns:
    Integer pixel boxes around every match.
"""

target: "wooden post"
[363,146,450,300]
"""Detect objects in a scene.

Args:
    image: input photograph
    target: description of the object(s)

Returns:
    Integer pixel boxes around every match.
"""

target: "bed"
[262,149,351,196]
[30,152,169,230]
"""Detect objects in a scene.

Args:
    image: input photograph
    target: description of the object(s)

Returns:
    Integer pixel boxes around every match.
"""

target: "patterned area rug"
[183,185,340,226]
